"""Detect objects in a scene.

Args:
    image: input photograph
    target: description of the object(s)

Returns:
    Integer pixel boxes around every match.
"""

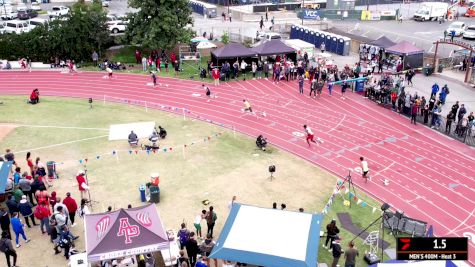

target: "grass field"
[0,95,395,267]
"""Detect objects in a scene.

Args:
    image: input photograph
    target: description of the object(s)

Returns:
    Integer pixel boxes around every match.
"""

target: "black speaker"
[269,165,276,173]
[364,253,380,264]
[88,98,93,104]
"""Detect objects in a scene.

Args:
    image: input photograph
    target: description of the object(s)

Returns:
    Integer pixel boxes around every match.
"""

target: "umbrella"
[197,42,217,49]
[191,36,209,43]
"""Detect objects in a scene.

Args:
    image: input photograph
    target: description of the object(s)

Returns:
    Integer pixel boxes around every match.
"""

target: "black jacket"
[186,238,199,256]
[6,199,19,215]
[0,210,10,230]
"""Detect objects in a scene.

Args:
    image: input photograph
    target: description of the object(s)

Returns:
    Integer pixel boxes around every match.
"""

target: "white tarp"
[108,122,155,141]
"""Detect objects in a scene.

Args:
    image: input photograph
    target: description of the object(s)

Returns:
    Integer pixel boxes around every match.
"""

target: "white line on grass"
[15,135,109,154]
[18,124,109,131]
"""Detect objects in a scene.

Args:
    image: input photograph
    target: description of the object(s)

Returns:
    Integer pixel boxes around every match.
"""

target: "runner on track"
[360,157,371,183]
[303,125,323,147]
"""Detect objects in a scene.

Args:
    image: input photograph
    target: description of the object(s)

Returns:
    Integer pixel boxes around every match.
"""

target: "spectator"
[10,212,30,248]
[0,231,17,267]
[194,210,206,238]
[177,223,190,250]
[344,241,359,267]
[205,206,217,238]
[331,237,343,267]
[34,201,51,235]
[324,219,340,250]
[199,233,217,267]
[0,208,11,239]
[446,112,456,134]
[458,104,467,123]
[186,232,199,267]
[92,51,99,67]
[18,173,34,205]
[62,193,78,227]
[6,196,19,216]
[18,195,37,228]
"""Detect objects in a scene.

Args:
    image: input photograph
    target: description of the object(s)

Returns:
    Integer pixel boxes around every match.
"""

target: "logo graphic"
[400,238,411,251]
[96,216,111,239]
[136,212,152,227]
[463,232,475,245]
[117,218,140,244]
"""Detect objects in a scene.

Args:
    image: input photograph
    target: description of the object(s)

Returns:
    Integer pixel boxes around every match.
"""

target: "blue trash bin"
[139,185,146,202]
[355,80,365,92]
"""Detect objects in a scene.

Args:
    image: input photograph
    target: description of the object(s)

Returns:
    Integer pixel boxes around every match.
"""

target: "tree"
[0,2,111,63]
[126,0,194,49]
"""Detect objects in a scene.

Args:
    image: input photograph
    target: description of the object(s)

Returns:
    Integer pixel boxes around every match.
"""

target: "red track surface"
[1,71,474,264]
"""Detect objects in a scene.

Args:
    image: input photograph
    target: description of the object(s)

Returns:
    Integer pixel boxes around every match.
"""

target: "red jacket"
[30,91,38,100]
[76,174,87,191]
[170,53,176,63]
[35,204,51,220]
[212,69,220,79]
[63,196,78,213]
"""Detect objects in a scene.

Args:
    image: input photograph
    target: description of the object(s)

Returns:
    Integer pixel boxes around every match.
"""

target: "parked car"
[18,9,38,20]
[28,17,46,29]
[0,4,17,20]
[445,21,467,36]
[256,32,282,41]
[102,0,110,7]
[16,3,27,12]
[107,20,126,34]
[4,20,30,34]
[30,3,42,11]
[48,6,69,17]
[463,25,475,39]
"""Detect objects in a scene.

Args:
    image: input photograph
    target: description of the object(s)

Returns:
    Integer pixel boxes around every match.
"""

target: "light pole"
[302,0,304,25]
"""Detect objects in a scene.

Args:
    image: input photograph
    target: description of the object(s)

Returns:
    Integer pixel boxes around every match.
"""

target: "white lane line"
[15,135,109,154]
[1,124,109,131]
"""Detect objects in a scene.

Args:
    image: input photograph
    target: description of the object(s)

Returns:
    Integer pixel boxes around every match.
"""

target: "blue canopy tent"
[209,204,323,267]
[0,161,13,194]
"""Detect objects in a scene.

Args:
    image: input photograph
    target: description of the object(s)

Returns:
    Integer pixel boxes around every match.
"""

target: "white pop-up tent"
[209,204,323,267]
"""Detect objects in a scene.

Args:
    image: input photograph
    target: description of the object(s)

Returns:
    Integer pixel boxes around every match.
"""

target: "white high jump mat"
[108,122,155,141]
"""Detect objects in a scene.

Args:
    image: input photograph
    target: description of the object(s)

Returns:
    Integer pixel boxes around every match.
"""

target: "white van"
[5,20,30,34]
[28,17,47,29]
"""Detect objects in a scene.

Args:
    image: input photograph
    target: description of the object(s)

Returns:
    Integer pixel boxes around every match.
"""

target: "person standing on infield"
[360,157,370,182]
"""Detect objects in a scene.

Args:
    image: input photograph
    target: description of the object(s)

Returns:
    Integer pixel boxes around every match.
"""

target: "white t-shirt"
[194,215,202,225]
[361,160,369,172]
[305,127,314,135]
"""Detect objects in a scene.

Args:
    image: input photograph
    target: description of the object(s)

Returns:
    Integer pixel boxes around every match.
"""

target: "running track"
[1,71,474,264]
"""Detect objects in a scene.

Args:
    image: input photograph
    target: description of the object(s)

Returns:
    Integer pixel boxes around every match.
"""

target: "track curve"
[0,71,474,264]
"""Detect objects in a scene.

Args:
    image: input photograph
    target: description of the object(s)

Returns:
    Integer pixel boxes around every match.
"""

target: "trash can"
[355,80,365,92]
[139,185,146,202]
[423,66,434,76]
[47,161,57,179]
[438,64,444,73]
[149,186,160,203]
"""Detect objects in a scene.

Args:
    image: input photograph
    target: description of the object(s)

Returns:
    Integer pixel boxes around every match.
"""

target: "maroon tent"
[211,43,257,59]
[85,204,169,262]
[251,40,296,56]
[385,41,424,56]
[385,41,424,69]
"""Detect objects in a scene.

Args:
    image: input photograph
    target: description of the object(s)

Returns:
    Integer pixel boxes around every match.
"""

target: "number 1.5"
[434,239,447,249]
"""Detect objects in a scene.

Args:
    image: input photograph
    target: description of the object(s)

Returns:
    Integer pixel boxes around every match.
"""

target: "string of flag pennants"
[104,95,236,131]
[321,178,381,215]
[76,132,223,165]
